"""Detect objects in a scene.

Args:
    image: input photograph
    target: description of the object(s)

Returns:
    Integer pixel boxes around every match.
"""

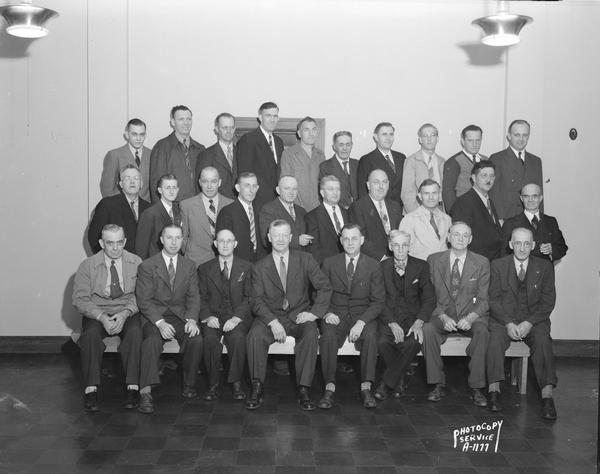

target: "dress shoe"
[318,390,335,409]
[124,389,138,409]
[373,381,388,401]
[84,391,99,413]
[297,386,316,411]
[138,393,154,414]
[232,381,246,400]
[202,384,219,401]
[361,389,377,409]
[182,386,198,399]
[245,381,263,410]
[472,388,488,407]
[488,391,501,412]
[427,384,445,402]
[541,397,557,420]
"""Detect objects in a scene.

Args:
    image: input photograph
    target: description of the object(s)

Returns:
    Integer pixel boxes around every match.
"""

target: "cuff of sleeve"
[155,318,164,326]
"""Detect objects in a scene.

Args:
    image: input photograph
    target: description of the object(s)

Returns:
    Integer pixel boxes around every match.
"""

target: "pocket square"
[412,278,419,284]
[237,272,245,282]
[469,277,477,281]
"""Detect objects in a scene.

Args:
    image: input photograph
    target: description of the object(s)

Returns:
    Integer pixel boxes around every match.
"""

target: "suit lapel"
[508,259,519,297]
[154,255,172,289]
[403,259,418,292]
[460,253,476,287]
[320,205,339,239]
[333,254,350,290]
[367,198,386,235]
[207,258,224,293]
[215,144,233,172]
[438,251,452,294]
[195,195,213,238]
[265,255,284,292]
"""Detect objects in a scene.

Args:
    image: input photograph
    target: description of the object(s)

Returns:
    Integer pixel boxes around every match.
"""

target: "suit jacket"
[442,151,488,212]
[427,250,490,320]
[501,212,568,262]
[379,256,436,327]
[258,198,307,251]
[489,255,555,326]
[305,203,348,263]
[450,188,504,261]
[216,199,266,263]
[280,143,326,212]
[196,142,237,199]
[197,256,252,323]
[319,156,359,210]
[357,149,406,207]
[401,151,445,213]
[321,253,384,324]
[135,200,182,260]
[88,192,151,255]
[489,147,544,220]
[100,144,152,202]
[149,132,205,202]
[251,250,332,325]
[235,127,284,211]
[349,196,403,261]
[136,253,200,324]
[180,193,233,267]
[72,249,141,319]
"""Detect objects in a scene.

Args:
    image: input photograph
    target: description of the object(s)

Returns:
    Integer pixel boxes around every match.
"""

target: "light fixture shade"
[0,3,58,38]
[472,13,532,47]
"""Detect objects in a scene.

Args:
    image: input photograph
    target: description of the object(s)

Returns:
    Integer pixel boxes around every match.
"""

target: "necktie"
[288,204,296,222]
[226,144,234,169]
[222,260,229,281]
[342,160,349,176]
[384,154,395,173]
[486,197,496,224]
[168,258,175,289]
[109,260,123,299]
[347,257,355,283]
[473,154,480,163]
[279,256,289,310]
[130,201,137,222]
[427,157,434,179]
[379,201,391,234]
[183,139,192,177]
[135,150,140,167]
[531,215,539,231]
[518,151,524,164]
[222,260,230,299]
[394,259,406,276]
[450,258,460,300]
[248,205,256,250]
[429,211,440,239]
[332,205,342,233]
[208,199,216,237]
[518,263,526,282]
[168,206,174,223]
[269,134,277,163]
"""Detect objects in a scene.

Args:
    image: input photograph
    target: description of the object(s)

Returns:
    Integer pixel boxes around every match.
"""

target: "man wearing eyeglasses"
[73,224,143,412]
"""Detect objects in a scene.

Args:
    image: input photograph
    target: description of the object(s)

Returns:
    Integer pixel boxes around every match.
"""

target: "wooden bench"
[104,335,530,394]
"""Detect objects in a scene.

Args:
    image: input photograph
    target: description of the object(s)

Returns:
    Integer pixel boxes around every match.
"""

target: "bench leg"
[510,358,519,387]
[519,357,528,395]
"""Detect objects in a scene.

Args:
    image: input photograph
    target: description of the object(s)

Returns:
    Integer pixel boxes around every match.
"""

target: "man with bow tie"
[374,230,435,401]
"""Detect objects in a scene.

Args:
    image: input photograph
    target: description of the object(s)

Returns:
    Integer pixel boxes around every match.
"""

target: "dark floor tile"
[352,450,395,466]
[171,424,208,437]
[35,448,84,465]
[467,453,510,467]
[77,449,122,465]
[236,449,276,465]
[98,424,137,437]
[165,435,204,450]
[436,468,478,474]
[194,467,235,474]
[115,448,161,465]
[87,436,131,450]
[242,424,277,437]
[380,424,418,438]
[421,438,456,452]
[206,424,243,437]
[202,436,240,450]
[0,449,44,464]
[274,467,316,474]
[314,451,355,466]
[157,449,199,465]
[356,467,397,474]
[390,451,433,467]
[126,436,166,450]
[276,450,315,466]
[50,435,94,449]
[429,452,474,468]
[195,449,237,466]
[276,437,313,452]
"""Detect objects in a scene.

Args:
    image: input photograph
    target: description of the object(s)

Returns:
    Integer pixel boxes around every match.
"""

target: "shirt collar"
[524,209,540,221]
[510,146,526,159]
[345,253,360,266]
[162,251,177,266]
[104,254,121,267]
[449,251,467,266]
[473,186,489,203]
[514,256,529,272]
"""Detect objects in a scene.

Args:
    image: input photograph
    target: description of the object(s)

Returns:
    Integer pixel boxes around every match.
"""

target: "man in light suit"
[100,118,151,202]
[195,113,237,199]
[180,166,233,267]
[135,174,182,259]
[319,224,384,409]
[399,179,451,261]
[423,222,490,406]
[236,102,285,211]
[89,165,150,255]
[442,124,488,212]
[305,175,349,263]
[486,228,557,418]
[402,123,445,214]
[198,229,252,401]
[246,220,332,411]
[489,120,544,220]
[149,105,205,202]
[318,131,359,210]
[350,169,403,261]
[259,175,312,252]
[136,225,202,413]
[357,122,406,207]
[501,183,568,263]
[73,224,143,412]
[280,116,326,212]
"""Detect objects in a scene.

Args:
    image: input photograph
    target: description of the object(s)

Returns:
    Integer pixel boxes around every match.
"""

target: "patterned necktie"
[486,197,496,224]
[347,257,355,283]
[379,201,391,234]
[473,154,479,163]
[130,200,137,222]
[109,260,123,299]
[518,263,526,282]
[288,204,296,222]
[248,205,256,250]
[222,260,230,298]
[531,215,539,231]
[183,139,192,177]
[332,205,342,233]
[384,154,395,173]
[279,256,289,310]
[269,134,277,163]
[226,144,234,169]
[168,206,174,223]
[135,150,140,167]
[168,258,175,290]
[429,211,440,240]
[427,157,434,179]
[208,199,216,237]
[450,258,460,300]
[342,160,349,176]
[394,259,406,276]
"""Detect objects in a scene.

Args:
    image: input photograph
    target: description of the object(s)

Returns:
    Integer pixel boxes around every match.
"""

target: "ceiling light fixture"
[472,2,532,47]
[0,1,58,38]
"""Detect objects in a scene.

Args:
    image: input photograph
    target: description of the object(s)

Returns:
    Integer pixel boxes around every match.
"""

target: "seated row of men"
[74,218,558,420]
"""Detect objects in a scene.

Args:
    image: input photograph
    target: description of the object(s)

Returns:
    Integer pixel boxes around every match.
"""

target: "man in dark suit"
[216,172,266,263]
[450,161,503,261]
[423,222,490,406]
[246,220,332,411]
[318,131,359,210]
[357,122,406,207]
[89,165,150,255]
[149,105,205,202]
[501,183,567,262]
[259,175,312,251]
[73,224,143,412]
[198,229,252,401]
[489,120,544,220]
[135,174,182,259]
[318,224,384,409]
[236,102,284,211]
[100,118,151,202]
[306,175,348,263]
[375,230,435,400]
[486,227,557,419]
[136,225,202,413]
[195,113,237,199]
[350,169,403,261]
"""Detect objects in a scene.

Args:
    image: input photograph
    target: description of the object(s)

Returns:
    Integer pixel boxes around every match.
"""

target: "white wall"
[0,0,598,338]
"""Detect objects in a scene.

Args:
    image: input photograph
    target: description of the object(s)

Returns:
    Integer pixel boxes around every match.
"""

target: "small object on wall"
[0,1,58,38]
[569,128,578,141]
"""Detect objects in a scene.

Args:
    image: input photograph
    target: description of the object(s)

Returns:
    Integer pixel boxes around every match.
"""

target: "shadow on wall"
[61,273,81,336]
[457,41,506,66]
[0,29,36,58]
